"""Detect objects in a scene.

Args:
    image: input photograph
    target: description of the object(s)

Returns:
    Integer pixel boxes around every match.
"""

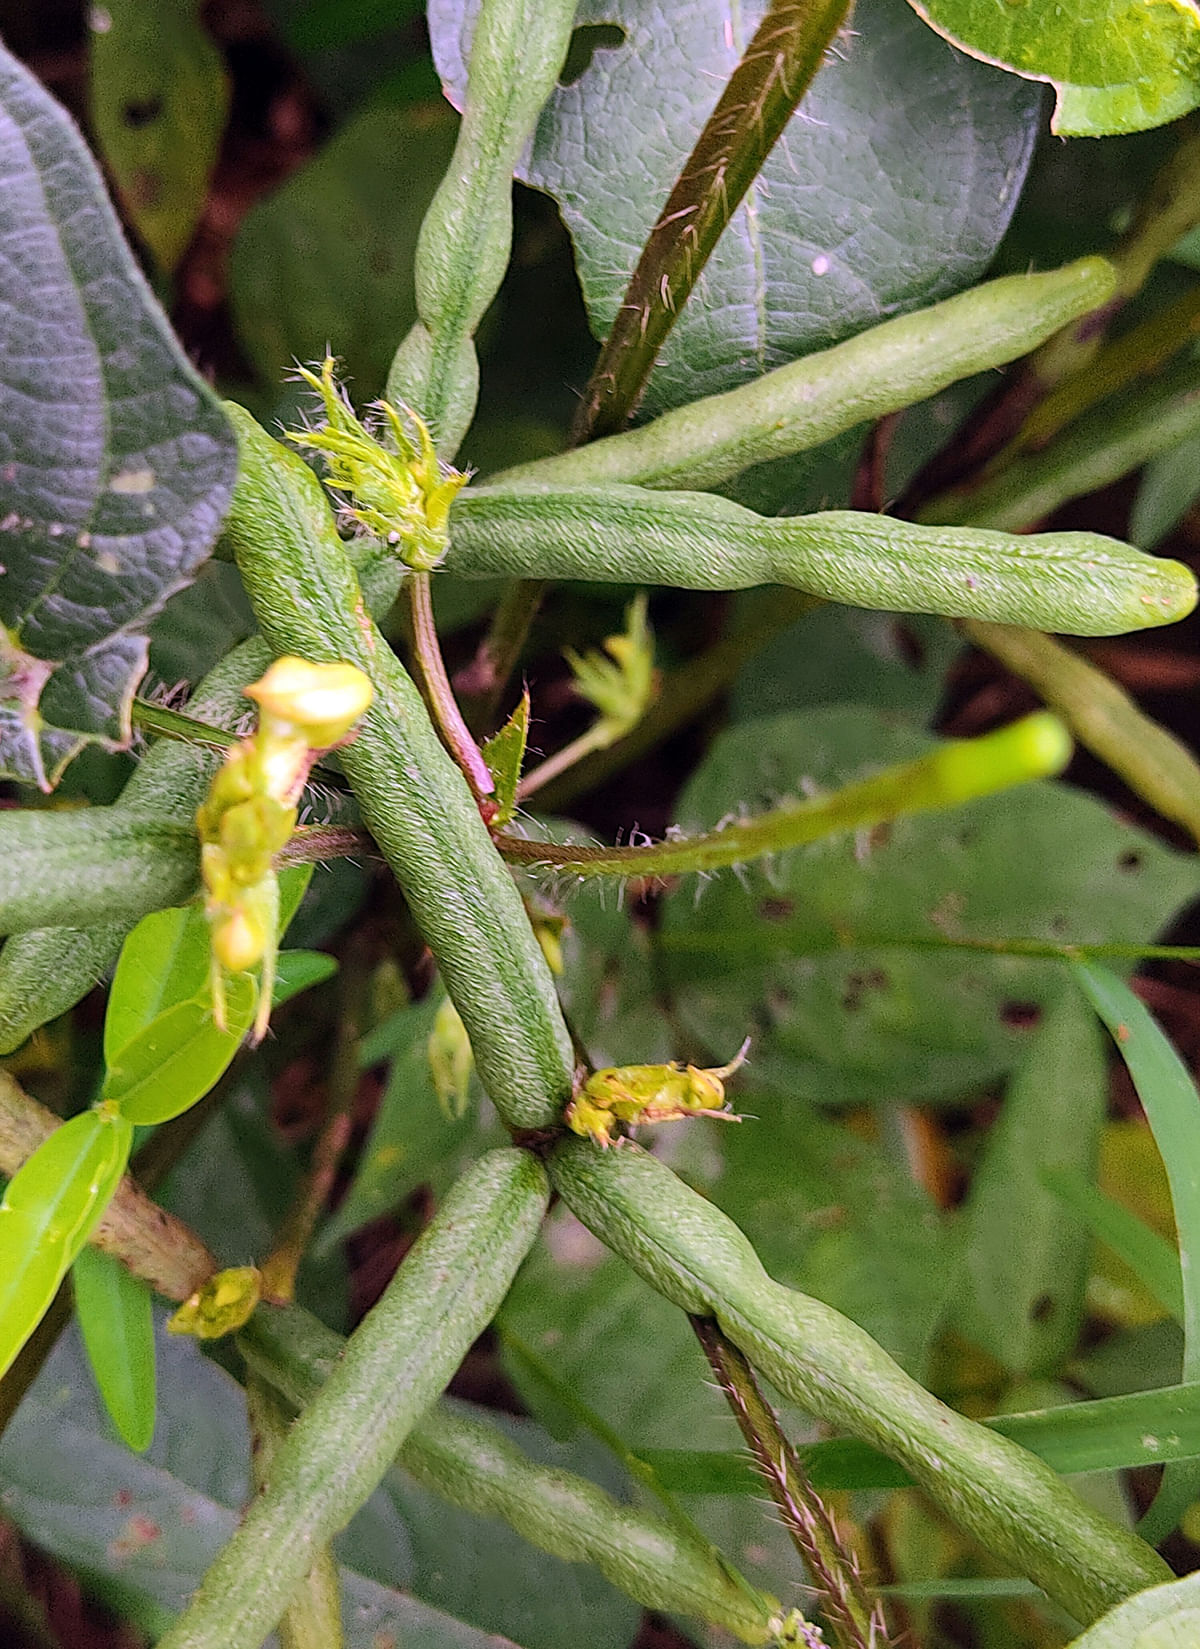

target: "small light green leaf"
[88,0,230,275]
[0,1109,133,1381]
[905,0,1200,137]
[72,1245,157,1453]
[105,903,212,1065]
[0,41,236,787]
[101,975,257,1124]
[956,990,1107,1377]
[272,949,338,1006]
[481,689,529,828]
[431,0,1040,416]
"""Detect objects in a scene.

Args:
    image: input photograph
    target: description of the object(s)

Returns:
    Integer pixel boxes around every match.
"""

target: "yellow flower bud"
[211,906,267,974]
[245,656,373,748]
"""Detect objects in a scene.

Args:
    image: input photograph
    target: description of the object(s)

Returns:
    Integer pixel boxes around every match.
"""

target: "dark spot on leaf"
[842,969,889,1012]
[122,95,164,128]
[1029,1293,1055,1323]
[559,23,627,86]
[1118,850,1143,872]
[1000,1001,1041,1029]
[759,897,794,920]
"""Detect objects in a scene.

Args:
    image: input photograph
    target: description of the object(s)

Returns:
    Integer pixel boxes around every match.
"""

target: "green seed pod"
[240,1302,787,1646]
[443,483,1196,636]
[549,1137,1171,1627]
[157,1148,549,1649]
[494,258,1118,494]
[223,402,575,1132]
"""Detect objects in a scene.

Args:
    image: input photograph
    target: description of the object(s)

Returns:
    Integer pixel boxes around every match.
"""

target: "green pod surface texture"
[0,637,270,1052]
[388,0,576,448]
[495,258,1117,494]
[157,1149,550,1649]
[444,485,1196,636]
[549,1138,1171,1626]
[222,403,574,1131]
[239,1303,783,1645]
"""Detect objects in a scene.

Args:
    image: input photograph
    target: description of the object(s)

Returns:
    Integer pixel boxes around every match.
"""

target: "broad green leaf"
[72,1245,157,1453]
[272,948,339,1005]
[0,1323,525,1647]
[661,707,1197,1106]
[0,42,236,788]
[88,0,230,274]
[955,990,1107,1377]
[1072,962,1200,1539]
[0,1109,133,1380]
[1043,1167,1185,1322]
[904,0,1200,137]
[1062,1571,1200,1647]
[430,0,1040,418]
[105,903,213,1064]
[730,604,961,726]
[230,101,458,400]
[101,975,257,1124]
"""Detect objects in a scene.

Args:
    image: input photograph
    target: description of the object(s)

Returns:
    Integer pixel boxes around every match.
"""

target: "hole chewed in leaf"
[558,23,628,87]
[999,1001,1042,1030]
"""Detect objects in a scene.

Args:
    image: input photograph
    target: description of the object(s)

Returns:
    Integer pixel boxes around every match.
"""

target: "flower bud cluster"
[197,656,373,1039]
[286,356,468,571]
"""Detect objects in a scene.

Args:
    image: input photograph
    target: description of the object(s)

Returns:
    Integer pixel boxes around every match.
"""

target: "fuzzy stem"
[406,571,495,804]
[694,1317,886,1649]
[131,699,238,752]
[495,712,1070,880]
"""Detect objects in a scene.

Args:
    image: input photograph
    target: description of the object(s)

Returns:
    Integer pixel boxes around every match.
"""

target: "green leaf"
[230,101,458,400]
[1071,961,1200,1539]
[955,990,1108,1377]
[272,948,338,1005]
[1043,1166,1185,1322]
[0,1323,525,1648]
[105,903,213,1064]
[1062,1570,1200,1647]
[661,707,1197,1106]
[0,1109,133,1381]
[482,688,529,828]
[72,1245,157,1453]
[88,0,230,275]
[101,975,256,1124]
[904,0,1200,137]
[430,0,1040,417]
[0,41,236,788]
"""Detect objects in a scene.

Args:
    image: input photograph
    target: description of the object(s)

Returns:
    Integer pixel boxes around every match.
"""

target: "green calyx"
[287,357,468,571]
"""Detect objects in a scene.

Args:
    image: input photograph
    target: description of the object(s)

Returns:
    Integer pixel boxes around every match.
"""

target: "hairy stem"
[694,1318,886,1649]
[406,570,495,804]
[495,713,1070,879]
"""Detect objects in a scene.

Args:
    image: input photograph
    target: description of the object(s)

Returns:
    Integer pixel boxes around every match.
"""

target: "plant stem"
[259,946,367,1304]
[131,699,238,752]
[495,712,1070,879]
[517,722,613,801]
[572,0,852,442]
[406,571,495,806]
[693,1317,885,1649]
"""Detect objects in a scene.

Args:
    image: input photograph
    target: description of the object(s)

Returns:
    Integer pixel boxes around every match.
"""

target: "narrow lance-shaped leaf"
[72,1245,157,1453]
[0,1108,133,1382]
[0,40,236,787]
[1071,961,1200,1542]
